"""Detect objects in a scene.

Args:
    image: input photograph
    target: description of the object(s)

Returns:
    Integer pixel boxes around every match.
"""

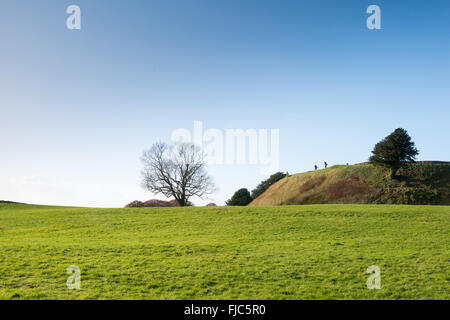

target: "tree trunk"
[177,198,186,207]
[390,167,398,179]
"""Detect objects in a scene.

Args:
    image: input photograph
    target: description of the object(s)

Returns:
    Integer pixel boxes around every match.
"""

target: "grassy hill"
[250,163,450,206]
[0,203,448,299]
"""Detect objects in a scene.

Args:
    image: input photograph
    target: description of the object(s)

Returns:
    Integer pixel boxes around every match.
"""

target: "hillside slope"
[250,163,450,206]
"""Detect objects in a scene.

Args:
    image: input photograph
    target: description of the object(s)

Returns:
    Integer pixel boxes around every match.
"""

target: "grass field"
[0,203,448,300]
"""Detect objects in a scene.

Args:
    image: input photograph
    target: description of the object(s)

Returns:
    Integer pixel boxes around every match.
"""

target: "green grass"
[0,203,448,300]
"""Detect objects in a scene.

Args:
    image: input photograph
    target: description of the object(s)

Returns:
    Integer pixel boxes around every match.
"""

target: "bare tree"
[141,142,216,206]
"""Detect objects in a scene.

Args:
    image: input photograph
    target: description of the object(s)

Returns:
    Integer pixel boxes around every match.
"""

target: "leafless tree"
[141,142,216,206]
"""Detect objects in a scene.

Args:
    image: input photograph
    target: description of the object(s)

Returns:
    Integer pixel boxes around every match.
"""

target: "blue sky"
[1,0,449,207]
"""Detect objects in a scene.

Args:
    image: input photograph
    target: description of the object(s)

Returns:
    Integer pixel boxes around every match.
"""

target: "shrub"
[125,200,144,208]
[251,172,287,199]
[168,199,194,207]
[143,200,173,207]
[125,199,194,208]
[226,188,253,206]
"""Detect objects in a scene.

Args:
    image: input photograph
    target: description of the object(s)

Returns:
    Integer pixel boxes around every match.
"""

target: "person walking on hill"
[314,165,318,171]
[324,161,328,169]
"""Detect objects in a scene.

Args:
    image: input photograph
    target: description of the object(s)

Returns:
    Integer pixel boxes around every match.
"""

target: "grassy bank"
[250,163,450,206]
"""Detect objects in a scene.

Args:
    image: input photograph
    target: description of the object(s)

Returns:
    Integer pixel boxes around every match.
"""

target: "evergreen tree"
[226,188,253,206]
[369,128,419,179]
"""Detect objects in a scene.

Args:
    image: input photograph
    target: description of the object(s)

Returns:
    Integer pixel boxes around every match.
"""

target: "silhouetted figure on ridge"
[324,161,328,169]
[314,165,318,171]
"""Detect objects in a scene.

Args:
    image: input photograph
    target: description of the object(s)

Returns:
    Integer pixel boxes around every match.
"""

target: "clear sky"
[1,0,449,207]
